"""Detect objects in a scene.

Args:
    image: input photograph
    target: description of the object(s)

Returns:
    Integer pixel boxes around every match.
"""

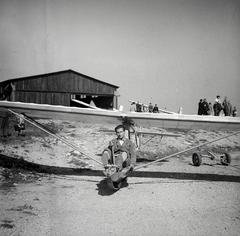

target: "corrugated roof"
[1,69,119,89]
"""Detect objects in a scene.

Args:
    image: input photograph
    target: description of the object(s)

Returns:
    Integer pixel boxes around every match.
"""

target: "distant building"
[0,69,119,109]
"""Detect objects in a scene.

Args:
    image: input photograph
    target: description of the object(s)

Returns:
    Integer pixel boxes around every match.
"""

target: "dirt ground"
[0,172,240,236]
[0,120,240,235]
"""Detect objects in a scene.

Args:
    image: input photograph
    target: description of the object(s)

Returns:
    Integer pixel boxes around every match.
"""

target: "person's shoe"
[121,178,129,188]
[103,165,110,177]
[103,165,117,177]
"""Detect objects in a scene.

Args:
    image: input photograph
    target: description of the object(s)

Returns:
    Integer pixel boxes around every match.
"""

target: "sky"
[0,0,240,114]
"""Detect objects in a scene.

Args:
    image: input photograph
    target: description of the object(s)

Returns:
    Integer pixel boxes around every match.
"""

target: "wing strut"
[134,130,240,170]
[8,109,103,166]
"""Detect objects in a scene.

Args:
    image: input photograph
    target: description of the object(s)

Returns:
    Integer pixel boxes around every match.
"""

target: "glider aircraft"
[0,100,240,189]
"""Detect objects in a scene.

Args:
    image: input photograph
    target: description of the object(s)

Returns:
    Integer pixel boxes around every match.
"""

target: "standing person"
[213,96,222,116]
[101,125,136,172]
[198,99,203,115]
[142,104,148,112]
[215,95,221,103]
[213,102,222,116]
[178,107,183,114]
[129,102,136,112]
[222,97,230,116]
[148,103,153,113]
[232,106,237,117]
[202,98,209,115]
[228,100,232,116]
[208,102,213,115]
[136,101,142,112]
[153,104,159,113]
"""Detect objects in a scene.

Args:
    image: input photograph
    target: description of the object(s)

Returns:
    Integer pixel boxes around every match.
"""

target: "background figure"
[129,102,136,112]
[136,102,142,112]
[208,102,213,115]
[142,104,148,112]
[153,104,159,113]
[178,107,183,114]
[215,95,221,103]
[232,106,237,117]
[222,97,230,116]
[213,100,222,116]
[202,98,209,115]
[198,99,203,115]
[227,100,232,116]
[148,102,153,113]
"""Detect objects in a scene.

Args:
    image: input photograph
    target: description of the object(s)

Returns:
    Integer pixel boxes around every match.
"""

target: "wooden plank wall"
[15,91,70,106]
[15,71,116,95]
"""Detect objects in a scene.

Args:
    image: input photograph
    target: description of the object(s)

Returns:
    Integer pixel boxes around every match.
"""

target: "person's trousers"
[102,150,128,170]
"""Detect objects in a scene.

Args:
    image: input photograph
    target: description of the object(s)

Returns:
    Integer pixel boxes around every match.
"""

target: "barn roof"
[1,69,119,89]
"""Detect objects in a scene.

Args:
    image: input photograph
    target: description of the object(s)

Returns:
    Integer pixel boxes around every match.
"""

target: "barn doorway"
[70,94,114,109]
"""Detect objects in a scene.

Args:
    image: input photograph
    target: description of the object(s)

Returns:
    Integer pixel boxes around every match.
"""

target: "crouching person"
[102,124,136,175]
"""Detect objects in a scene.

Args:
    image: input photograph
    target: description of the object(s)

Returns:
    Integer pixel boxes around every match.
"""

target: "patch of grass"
[1,219,13,224]
[0,223,15,229]
[67,124,76,129]
[137,151,157,161]
[0,168,44,184]
[22,211,37,216]
[61,185,75,189]
[41,143,52,148]
[7,204,34,212]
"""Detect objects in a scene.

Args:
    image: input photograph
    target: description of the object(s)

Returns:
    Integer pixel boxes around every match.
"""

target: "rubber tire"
[220,152,231,165]
[192,152,202,166]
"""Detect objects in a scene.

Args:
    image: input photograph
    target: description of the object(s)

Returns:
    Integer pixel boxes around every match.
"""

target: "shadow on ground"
[1,154,240,183]
[96,178,128,196]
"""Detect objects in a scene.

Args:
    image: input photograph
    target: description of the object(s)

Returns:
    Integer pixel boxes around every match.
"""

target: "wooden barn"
[0,69,119,109]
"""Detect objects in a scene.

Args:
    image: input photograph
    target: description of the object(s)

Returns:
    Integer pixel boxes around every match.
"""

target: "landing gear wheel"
[192,152,202,166]
[220,152,231,166]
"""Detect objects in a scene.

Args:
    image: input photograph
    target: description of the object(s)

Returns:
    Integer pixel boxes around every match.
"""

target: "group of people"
[198,95,237,117]
[130,101,159,113]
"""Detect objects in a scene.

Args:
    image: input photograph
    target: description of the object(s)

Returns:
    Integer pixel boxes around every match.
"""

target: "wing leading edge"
[0,101,240,131]
[0,101,124,125]
[127,112,240,131]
